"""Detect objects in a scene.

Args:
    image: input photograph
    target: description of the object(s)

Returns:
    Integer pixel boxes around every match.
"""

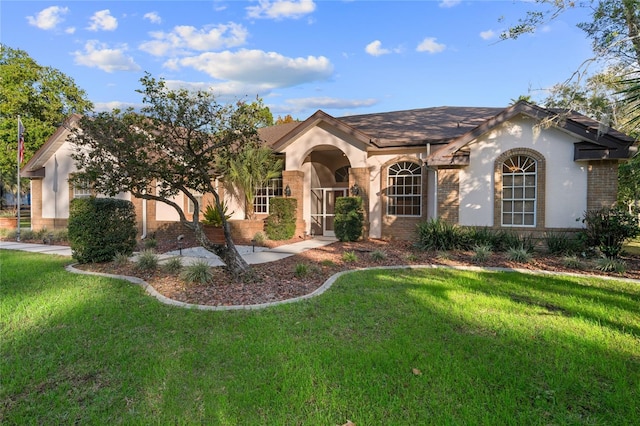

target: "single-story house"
[21,101,637,242]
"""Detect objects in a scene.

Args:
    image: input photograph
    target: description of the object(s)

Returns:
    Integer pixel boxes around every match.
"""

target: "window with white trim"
[254,178,283,214]
[387,161,422,216]
[502,155,537,226]
[73,180,92,199]
[187,193,203,215]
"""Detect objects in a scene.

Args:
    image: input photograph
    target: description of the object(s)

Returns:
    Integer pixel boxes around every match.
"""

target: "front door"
[310,188,347,237]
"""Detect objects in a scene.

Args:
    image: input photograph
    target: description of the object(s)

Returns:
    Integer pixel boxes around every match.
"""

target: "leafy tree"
[275,114,298,124]
[71,74,261,277]
[0,44,92,207]
[501,0,640,68]
[218,142,282,219]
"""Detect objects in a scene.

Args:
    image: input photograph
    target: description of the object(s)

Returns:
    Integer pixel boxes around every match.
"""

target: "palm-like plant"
[220,142,282,219]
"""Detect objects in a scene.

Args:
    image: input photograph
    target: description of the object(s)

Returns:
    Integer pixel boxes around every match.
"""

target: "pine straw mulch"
[74,239,640,308]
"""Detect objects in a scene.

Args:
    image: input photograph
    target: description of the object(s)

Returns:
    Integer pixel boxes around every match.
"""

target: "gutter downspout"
[141,193,147,240]
[424,143,438,220]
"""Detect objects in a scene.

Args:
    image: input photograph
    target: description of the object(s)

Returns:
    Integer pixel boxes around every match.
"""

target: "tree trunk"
[192,220,252,278]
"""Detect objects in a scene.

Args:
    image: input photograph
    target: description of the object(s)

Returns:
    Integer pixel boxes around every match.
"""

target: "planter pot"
[203,225,225,245]
[0,216,17,230]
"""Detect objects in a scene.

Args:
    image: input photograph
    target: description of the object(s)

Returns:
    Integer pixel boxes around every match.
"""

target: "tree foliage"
[71,74,263,276]
[0,44,92,205]
[218,142,282,219]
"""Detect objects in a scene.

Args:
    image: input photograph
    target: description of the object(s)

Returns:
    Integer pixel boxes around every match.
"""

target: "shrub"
[113,252,130,267]
[342,251,358,262]
[202,201,232,227]
[334,197,364,242]
[370,249,387,262]
[252,231,266,245]
[163,257,183,273]
[294,263,309,277]
[265,197,296,240]
[68,198,137,263]
[136,250,159,271]
[596,257,627,273]
[506,246,532,263]
[180,260,213,284]
[581,207,640,259]
[562,255,583,269]
[320,259,336,267]
[416,218,468,251]
[143,238,157,250]
[471,244,492,262]
[545,232,582,255]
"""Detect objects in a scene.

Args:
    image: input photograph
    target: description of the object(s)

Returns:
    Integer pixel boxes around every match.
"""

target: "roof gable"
[269,110,374,152]
[427,101,636,166]
[21,114,82,178]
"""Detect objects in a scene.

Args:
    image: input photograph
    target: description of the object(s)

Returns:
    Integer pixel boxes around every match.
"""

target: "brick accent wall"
[587,160,619,211]
[380,157,427,240]
[282,170,306,236]
[493,148,546,231]
[349,166,370,237]
[436,168,460,224]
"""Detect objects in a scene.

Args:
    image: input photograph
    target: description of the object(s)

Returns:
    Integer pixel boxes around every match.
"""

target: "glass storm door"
[310,188,347,237]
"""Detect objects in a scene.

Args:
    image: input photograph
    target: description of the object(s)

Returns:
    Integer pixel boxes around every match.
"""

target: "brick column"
[282,170,306,237]
[587,160,619,211]
[437,168,460,224]
[349,167,370,238]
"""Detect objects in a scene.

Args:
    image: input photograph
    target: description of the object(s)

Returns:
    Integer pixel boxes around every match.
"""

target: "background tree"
[0,44,92,208]
[218,142,282,219]
[71,74,261,276]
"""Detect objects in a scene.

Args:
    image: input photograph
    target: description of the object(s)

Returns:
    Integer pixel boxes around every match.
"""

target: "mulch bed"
[74,239,640,308]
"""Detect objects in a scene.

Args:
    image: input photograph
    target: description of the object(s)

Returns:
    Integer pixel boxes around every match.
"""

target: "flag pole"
[16,116,22,242]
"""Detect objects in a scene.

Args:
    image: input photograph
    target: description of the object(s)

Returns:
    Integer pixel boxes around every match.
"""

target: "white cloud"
[416,37,446,54]
[94,101,141,112]
[365,40,390,57]
[439,0,461,7]
[73,40,140,73]
[246,0,316,20]
[168,49,333,89]
[139,23,248,56]
[27,6,69,30]
[87,9,118,32]
[480,29,496,40]
[143,12,162,24]
[284,97,378,112]
[65,27,76,34]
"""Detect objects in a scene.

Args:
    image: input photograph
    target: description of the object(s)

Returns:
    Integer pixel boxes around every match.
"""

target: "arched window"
[501,155,537,226]
[387,161,422,216]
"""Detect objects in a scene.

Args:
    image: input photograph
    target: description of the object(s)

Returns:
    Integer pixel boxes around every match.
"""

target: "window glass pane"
[514,175,524,186]
[514,201,524,213]
[525,187,535,199]
[514,188,523,199]
[503,213,512,225]
[524,214,535,225]
[524,201,535,213]
[513,214,523,225]
[525,175,536,186]
[503,175,513,186]
[503,201,513,213]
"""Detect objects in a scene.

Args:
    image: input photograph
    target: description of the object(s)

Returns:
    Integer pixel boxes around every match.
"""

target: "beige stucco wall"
[459,115,588,229]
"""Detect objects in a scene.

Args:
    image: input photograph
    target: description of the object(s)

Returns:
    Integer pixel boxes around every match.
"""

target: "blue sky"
[1,1,595,119]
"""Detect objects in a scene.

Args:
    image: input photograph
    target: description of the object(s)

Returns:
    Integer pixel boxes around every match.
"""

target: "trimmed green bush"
[68,198,137,263]
[581,207,640,259]
[265,197,296,240]
[334,197,364,242]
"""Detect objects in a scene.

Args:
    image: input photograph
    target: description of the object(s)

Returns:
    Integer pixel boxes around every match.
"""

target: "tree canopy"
[0,44,92,204]
[71,74,264,276]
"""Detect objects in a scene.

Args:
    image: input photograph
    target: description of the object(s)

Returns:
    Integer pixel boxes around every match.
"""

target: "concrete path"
[0,237,337,266]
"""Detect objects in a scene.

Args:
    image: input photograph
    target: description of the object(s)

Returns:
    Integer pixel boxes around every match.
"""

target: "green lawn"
[625,237,640,256]
[2,250,639,425]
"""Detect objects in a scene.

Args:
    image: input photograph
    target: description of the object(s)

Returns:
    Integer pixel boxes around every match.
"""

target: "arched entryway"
[305,147,351,237]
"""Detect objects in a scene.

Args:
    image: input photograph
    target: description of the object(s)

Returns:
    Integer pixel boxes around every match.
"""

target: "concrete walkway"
[0,237,337,266]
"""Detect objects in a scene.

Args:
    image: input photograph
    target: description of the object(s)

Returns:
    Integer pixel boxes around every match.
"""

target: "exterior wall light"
[350,183,360,196]
[284,184,291,197]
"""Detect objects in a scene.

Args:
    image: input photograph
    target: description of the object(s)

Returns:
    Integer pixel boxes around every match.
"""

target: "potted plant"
[201,201,232,244]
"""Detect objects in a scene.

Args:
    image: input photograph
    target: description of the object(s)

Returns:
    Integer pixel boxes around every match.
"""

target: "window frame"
[501,155,537,227]
[386,161,422,217]
[254,177,283,214]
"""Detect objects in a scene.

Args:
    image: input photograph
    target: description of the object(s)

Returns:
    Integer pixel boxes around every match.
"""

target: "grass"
[625,237,640,256]
[2,250,640,424]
